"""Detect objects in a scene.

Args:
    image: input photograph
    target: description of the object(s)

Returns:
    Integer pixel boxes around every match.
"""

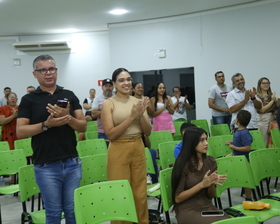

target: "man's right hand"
[44,114,72,128]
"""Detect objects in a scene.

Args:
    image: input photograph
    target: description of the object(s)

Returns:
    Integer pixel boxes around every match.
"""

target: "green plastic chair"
[74,180,138,224]
[271,128,280,148]
[191,119,210,136]
[158,141,180,169]
[149,130,173,150]
[77,139,107,157]
[79,154,108,187]
[173,118,187,122]
[207,135,233,158]
[14,138,33,164]
[85,131,98,140]
[210,124,231,136]
[0,141,10,151]
[249,148,280,208]
[86,125,98,132]
[159,167,173,224]
[173,121,185,141]
[216,156,279,223]
[211,216,259,224]
[87,121,98,126]
[0,149,27,223]
[249,130,266,150]
[19,165,46,224]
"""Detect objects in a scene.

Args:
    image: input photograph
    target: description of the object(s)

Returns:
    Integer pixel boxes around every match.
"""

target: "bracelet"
[251,97,256,101]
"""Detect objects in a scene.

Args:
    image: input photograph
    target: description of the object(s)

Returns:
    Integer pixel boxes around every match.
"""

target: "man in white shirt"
[208,71,232,127]
[226,73,261,130]
[91,78,114,144]
[171,86,191,121]
[0,87,11,106]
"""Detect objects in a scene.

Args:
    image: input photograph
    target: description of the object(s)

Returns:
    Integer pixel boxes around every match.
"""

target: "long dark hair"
[154,82,167,110]
[171,127,207,205]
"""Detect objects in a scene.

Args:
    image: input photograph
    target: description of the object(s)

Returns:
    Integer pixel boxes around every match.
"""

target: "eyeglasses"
[117,77,133,83]
[261,82,270,85]
[34,67,58,75]
[8,96,17,99]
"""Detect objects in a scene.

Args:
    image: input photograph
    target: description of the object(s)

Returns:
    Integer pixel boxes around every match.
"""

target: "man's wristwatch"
[42,122,48,131]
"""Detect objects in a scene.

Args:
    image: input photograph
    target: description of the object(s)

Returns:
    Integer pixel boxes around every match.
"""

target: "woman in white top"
[149,82,175,133]
[83,88,96,120]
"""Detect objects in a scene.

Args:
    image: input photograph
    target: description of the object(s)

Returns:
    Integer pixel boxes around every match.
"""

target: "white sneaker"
[147,175,152,185]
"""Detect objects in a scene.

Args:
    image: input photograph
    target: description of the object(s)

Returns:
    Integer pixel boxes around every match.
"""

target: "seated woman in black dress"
[171,126,230,224]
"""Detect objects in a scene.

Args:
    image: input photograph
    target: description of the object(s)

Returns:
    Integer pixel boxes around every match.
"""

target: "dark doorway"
[130,67,196,121]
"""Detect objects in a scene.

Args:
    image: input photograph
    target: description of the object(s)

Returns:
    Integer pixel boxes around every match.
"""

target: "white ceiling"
[0,0,260,37]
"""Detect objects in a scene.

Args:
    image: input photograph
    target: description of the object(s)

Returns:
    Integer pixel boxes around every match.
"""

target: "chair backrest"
[159,167,173,212]
[207,135,233,158]
[158,141,180,169]
[145,147,155,174]
[215,156,256,198]
[86,125,98,132]
[0,141,10,151]
[14,138,33,157]
[0,149,27,175]
[249,130,266,150]
[149,130,173,149]
[80,154,108,187]
[173,118,187,122]
[85,131,98,140]
[74,180,138,224]
[249,148,280,186]
[271,128,280,148]
[173,121,185,141]
[87,121,98,126]
[191,119,210,135]
[210,124,231,136]
[211,216,259,224]
[77,139,107,157]
[19,164,40,202]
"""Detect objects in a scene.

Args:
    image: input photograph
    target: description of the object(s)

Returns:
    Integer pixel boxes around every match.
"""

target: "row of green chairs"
[215,149,280,223]
[159,149,280,223]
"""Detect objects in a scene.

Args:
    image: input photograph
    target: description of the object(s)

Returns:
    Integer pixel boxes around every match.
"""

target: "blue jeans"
[212,115,232,127]
[34,157,82,224]
[148,149,159,183]
[98,132,110,147]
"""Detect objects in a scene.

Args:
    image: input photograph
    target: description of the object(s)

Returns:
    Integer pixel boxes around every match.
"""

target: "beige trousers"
[107,135,148,224]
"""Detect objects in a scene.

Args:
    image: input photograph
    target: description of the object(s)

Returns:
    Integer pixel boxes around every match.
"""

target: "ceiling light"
[109,9,128,15]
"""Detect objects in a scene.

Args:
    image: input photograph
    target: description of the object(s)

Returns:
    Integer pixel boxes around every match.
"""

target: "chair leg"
[0,203,2,224]
[227,188,232,207]
[266,178,271,195]
[217,197,223,210]
[165,211,171,224]
[274,177,278,188]
[252,189,258,201]
[157,196,161,211]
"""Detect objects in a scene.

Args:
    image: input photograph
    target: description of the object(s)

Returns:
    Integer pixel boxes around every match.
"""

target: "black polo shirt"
[18,85,82,165]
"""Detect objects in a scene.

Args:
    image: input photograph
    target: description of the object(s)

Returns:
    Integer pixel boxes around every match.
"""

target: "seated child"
[174,123,195,159]
[226,110,253,201]
[267,107,278,148]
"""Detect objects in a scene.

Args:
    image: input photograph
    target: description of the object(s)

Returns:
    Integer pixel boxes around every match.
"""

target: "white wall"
[0,31,111,108]
[108,0,280,120]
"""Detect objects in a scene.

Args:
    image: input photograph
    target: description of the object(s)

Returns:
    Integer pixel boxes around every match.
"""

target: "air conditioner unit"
[13,40,71,52]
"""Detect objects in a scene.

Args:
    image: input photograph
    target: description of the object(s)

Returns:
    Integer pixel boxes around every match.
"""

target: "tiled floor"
[1,177,280,223]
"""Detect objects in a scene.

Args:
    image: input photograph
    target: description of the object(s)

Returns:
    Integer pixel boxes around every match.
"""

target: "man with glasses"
[17,54,86,224]
[226,73,261,131]
[91,78,114,146]
[208,71,232,127]
[0,87,11,106]
[171,86,191,121]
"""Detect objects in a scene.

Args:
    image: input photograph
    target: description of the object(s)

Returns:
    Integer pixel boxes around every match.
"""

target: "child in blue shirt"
[226,109,253,200]
[174,123,195,158]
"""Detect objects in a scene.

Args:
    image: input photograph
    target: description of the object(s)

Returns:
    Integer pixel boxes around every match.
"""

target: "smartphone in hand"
[57,99,68,108]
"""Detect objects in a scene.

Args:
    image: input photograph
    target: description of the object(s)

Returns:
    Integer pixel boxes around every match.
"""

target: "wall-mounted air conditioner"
[13,40,71,52]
